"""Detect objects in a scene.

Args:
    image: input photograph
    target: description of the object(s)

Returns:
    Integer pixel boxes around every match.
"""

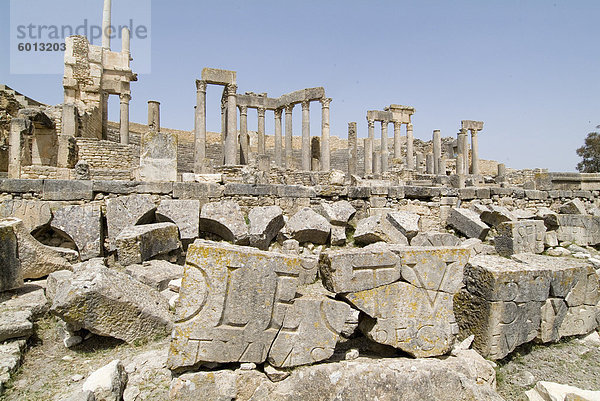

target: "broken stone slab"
[480,205,516,227]
[0,339,27,395]
[447,208,490,240]
[248,206,285,250]
[317,201,356,225]
[319,243,400,293]
[353,214,408,246]
[105,195,157,250]
[555,214,600,246]
[494,220,546,256]
[386,211,420,240]
[268,285,350,368]
[50,262,172,344]
[0,199,52,232]
[51,203,102,261]
[156,199,200,241]
[115,222,181,266]
[283,207,331,245]
[525,381,600,401]
[330,225,347,246]
[0,310,32,342]
[514,209,537,220]
[0,218,23,292]
[199,200,249,245]
[410,232,461,247]
[559,199,587,215]
[1,283,49,320]
[125,260,184,291]
[168,240,302,370]
[536,207,559,231]
[82,359,127,401]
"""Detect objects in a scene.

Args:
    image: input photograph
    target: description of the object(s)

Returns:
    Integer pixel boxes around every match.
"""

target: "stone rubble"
[115,222,181,266]
[199,200,249,245]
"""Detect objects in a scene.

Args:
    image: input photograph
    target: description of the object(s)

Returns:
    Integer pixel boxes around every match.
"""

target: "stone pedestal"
[348,122,357,176]
[274,108,283,167]
[433,129,441,174]
[320,98,331,171]
[301,101,311,171]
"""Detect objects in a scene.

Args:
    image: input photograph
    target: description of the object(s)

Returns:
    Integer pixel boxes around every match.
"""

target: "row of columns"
[455,128,481,175]
[363,119,414,175]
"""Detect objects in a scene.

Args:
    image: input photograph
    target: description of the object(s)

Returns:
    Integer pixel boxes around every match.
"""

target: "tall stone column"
[393,121,402,159]
[456,154,464,175]
[364,138,373,175]
[119,93,130,144]
[257,107,266,156]
[102,0,112,49]
[224,84,238,165]
[381,120,389,172]
[426,154,434,174]
[470,129,479,175]
[301,100,311,171]
[406,122,415,170]
[320,98,331,171]
[433,129,441,174]
[460,129,469,174]
[239,106,249,165]
[285,105,293,168]
[274,108,283,167]
[194,80,207,173]
[148,101,160,132]
[416,153,424,174]
[220,100,226,165]
[348,122,357,176]
[367,118,375,172]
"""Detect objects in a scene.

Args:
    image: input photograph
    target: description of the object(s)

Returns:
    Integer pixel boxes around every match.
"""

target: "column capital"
[119,93,131,102]
[470,129,478,136]
[393,120,402,129]
[257,107,266,117]
[274,108,283,118]
[285,104,294,114]
[459,128,468,136]
[195,80,207,92]
[239,105,248,115]
[367,119,375,129]
[407,122,413,130]
[301,100,310,110]
[226,83,237,95]
[381,119,389,126]
[320,97,332,108]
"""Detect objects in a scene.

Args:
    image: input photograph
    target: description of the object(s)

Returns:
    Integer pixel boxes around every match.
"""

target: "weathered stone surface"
[199,200,249,245]
[410,232,461,247]
[0,219,22,291]
[168,350,502,401]
[0,200,52,232]
[0,283,49,320]
[494,220,546,256]
[299,255,319,285]
[50,262,172,343]
[284,207,331,245]
[125,260,184,291]
[559,199,587,215]
[317,201,356,225]
[353,214,408,245]
[156,199,200,241]
[526,381,600,401]
[115,222,181,266]
[51,203,102,261]
[139,130,178,182]
[319,244,400,293]
[168,240,301,369]
[268,286,350,367]
[0,339,27,394]
[386,211,420,240]
[248,206,284,250]
[105,195,156,249]
[555,214,600,246]
[447,208,490,240]
[330,225,347,246]
[0,310,32,342]
[82,359,127,401]
[480,205,516,227]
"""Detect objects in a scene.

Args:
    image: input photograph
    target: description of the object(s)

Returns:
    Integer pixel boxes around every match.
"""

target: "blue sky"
[1,0,599,172]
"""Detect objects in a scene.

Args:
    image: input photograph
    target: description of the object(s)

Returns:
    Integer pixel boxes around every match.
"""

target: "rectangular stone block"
[555,214,600,246]
[139,131,178,182]
[168,240,302,369]
[224,184,277,196]
[42,180,93,201]
[0,220,23,292]
[276,185,317,198]
[173,182,224,199]
[115,222,181,266]
[0,179,43,194]
[201,68,236,85]
[494,220,546,256]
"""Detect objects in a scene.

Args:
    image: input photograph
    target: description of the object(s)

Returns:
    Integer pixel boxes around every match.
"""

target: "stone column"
[393,121,402,159]
[257,107,266,156]
[348,122,357,176]
[456,154,465,175]
[433,129,441,174]
[320,98,331,171]
[416,153,424,174]
[119,93,130,144]
[498,163,506,177]
[220,100,226,164]
[194,80,207,173]
[148,101,160,132]
[426,154,434,174]
[8,118,31,178]
[439,157,447,175]
[301,100,311,171]
[239,106,249,165]
[224,84,238,165]
[460,129,469,174]
[274,108,283,167]
[380,120,389,172]
[102,0,112,49]
[367,118,375,172]
[364,138,373,175]
[470,129,479,175]
[406,122,414,170]
[285,105,293,168]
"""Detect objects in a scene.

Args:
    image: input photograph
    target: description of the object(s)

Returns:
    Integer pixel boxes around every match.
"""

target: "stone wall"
[76,138,136,180]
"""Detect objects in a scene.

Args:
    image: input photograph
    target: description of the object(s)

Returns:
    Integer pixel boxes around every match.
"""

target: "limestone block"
[0,219,22,292]
[317,201,356,225]
[156,199,200,241]
[559,199,587,215]
[115,223,181,266]
[105,195,156,249]
[199,200,249,245]
[386,211,420,240]
[330,225,347,246]
[299,255,319,285]
[82,359,127,401]
[284,207,331,245]
[168,240,301,369]
[0,200,52,232]
[42,180,93,201]
[125,260,184,291]
[50,262,172,344]
[410,232,461,247]
[494,220,546,256]
[558,305,600,338]
[51,203,102,261]
[353,214,409,246]
[480,205,516,227]
[0,310,32,342]
[319,244,400,293]
[248,206,284,250]
[526,381,600,401]
[447,208,490,240]
[139,130,178,182]
[555,214,600,246]
[268,290,350,367]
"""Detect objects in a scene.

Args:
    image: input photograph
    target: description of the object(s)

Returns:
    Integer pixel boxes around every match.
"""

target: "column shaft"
[470,129,479,175]
[147,101,160,132]
[119,94,130,144]
[406,123,414,169]
[274,108,283,167]
[364,138,373,175]
[367,119,375,173]
[285,105,293,168]
[461,129,469,174]
[301,100,311,170]
[393,121,401,159]
[320,98,331,171]
[433,129,441,174]
[348,122,357,176]
[381,120,389,172]
[194,80,207,173]
[225,84,238,165]
[239,106,249,165]
[258,107,266,156]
